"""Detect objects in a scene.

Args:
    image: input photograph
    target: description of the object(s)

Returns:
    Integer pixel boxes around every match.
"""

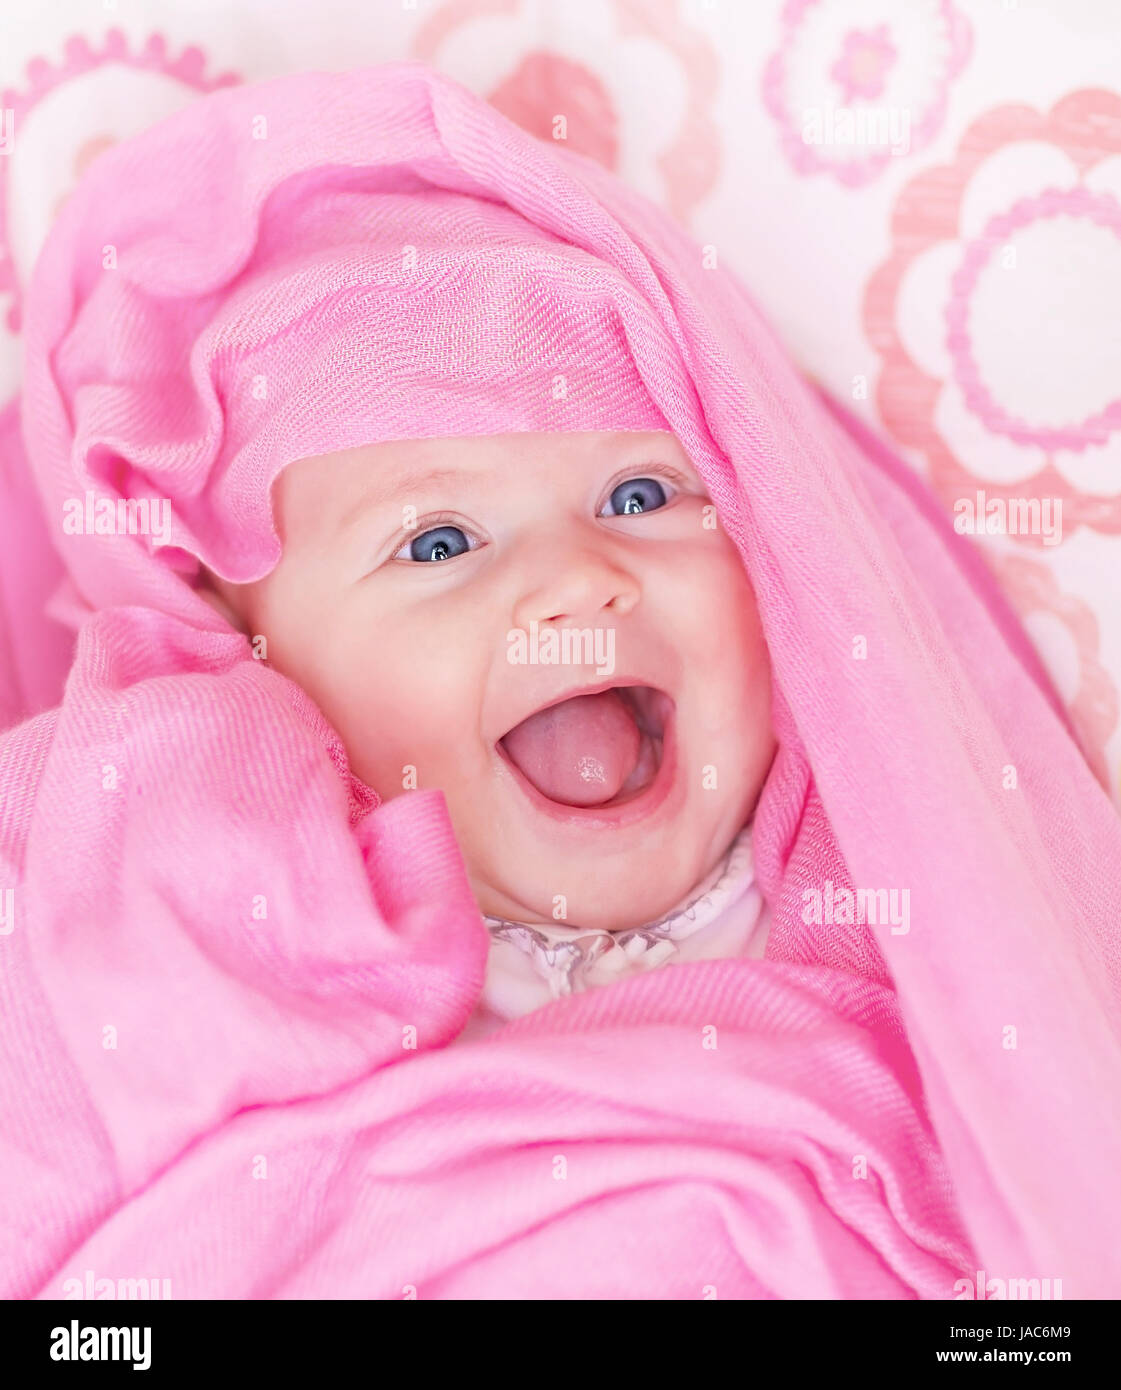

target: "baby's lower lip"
[493,700,680,831]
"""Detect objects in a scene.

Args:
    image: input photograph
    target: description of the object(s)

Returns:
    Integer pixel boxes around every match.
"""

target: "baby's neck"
[482,825,754,941]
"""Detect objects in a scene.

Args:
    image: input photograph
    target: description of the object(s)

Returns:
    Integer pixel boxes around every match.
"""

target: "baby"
[203,427,776,1028]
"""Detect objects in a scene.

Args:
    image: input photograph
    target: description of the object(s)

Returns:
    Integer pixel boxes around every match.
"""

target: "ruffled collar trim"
[480,824,758,999]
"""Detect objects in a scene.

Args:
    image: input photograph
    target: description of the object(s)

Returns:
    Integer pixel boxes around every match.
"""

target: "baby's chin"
[472,856,726,933]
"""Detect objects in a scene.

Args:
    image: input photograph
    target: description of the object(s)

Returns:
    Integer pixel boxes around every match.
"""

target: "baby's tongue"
[501,689,641,806]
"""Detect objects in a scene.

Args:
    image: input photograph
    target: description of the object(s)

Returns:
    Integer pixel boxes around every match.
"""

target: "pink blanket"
[2,61,1121,1300]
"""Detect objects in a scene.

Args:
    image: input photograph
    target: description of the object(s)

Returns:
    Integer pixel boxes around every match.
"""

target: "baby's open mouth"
[497,685,672,809]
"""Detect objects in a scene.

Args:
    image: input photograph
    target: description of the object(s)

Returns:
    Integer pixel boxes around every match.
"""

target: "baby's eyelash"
[382,462,694,565]
[603,460,690,492]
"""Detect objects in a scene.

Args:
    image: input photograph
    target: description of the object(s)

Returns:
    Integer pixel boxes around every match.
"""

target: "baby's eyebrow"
[335,464,479,537]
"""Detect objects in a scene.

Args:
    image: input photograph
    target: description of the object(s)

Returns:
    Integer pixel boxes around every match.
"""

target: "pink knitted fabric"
[2,62,1120,1299]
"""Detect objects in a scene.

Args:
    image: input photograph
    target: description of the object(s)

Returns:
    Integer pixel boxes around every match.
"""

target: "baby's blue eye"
[606,477,668,516]
[408,525,471,562]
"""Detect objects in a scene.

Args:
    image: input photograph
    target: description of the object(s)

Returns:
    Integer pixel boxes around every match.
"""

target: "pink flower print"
[865,89,1121,541]
[831,24,897,105]
[487,52,619,172]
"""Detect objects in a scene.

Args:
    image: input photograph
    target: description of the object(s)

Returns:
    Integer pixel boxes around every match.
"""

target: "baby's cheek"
[340,655,474,800]
[687,560,773,763]
[687,552,766,667]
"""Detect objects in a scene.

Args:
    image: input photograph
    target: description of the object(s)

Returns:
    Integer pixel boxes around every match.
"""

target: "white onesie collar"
[480,823,761,1004]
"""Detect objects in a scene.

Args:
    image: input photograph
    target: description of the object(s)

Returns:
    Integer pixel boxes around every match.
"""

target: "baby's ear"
[197,570,250,634]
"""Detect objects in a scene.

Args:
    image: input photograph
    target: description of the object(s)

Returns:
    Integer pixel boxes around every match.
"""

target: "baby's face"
[211,430,774,930]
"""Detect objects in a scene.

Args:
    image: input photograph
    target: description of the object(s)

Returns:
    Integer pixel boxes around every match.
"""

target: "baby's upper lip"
[492,676,673,746]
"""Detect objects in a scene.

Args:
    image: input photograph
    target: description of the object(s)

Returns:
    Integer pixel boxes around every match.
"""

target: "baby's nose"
[512,548,640,628]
